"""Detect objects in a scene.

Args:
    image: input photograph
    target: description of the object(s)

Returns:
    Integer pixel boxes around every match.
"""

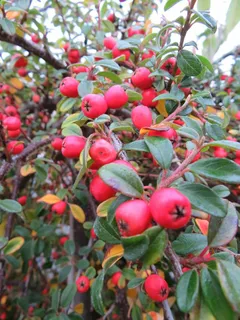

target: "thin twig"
[165,242,182,281]
[162,300,174,320]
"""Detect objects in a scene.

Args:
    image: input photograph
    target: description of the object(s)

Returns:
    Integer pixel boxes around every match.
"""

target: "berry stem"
[165,242,183,281]
[162,299,174,320]
[162,94,192,123]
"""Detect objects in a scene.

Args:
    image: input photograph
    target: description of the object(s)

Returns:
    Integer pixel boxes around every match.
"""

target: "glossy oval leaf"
[91,271,105,316]
[0,199,22,213]
[177,50,203,76]
[176,270,199,312]
[122,234,149,261]
[98,163,144,198]
[60,283,77,308]
[204,140,240,151]
[37,194,61,204]
[94,217,120,244]
[172,233,207,255]
[4,237,25,255]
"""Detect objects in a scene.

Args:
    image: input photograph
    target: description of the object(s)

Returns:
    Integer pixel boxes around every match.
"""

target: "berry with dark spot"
[76,275,90,293]
[144,274,169,302]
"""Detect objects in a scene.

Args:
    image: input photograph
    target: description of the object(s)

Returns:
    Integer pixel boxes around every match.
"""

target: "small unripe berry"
[60,77,79,98]
[131,105,152,129]
[144,275,169,302]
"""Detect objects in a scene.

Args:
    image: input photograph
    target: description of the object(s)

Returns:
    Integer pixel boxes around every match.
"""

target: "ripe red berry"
[104,85,128,109]
[213,147,228,158]
[81,94,108,119]
[31,33,40,43]
[179,86,191,97]
[90,228,97,239]
[115,199,151,237]
[226,136,237,142]
[3,116,21,130]
[60,77,79,98]
[52,201,67,215]
[0,312,7,320]
[234,158,240,165]
[5,105,18,116]
[17,196,27,206]
[112,45,131,61]
[76,275,90,293]
[68,49,80,63]
[8,129,21,138]
[236,150,240,158]
[63,42,70,52]
[90,175,116,202]
[148,128,178,145]
[32,94,40,103]
[59,236,69,246]
[131,67,154,90]
[72,66,89,74]
[220,75,228,80]
[141,88,158,107]
[128,26,145,37]
[144,275,169,302]
[142,50,155,60]
[185,150,201,163]
[161,57,181,75]
[17,68,28,77]
[89,139,117,165]
[111,271,122,286]
[7,141,24,155]
[12,54,28,68]
[51,138,63,151]
[107,13,115,23]
[131,105,152,129]
[104,37,117,50]
[235,111,240,120]
[150,188,191,229]
[62,136,86,159]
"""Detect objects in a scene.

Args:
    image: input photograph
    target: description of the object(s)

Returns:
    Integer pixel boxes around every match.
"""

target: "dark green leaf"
[122,234,149,261]
[85,266,96,279]
[91,271,105,316]
[127,277,145,289]
[60,283,77,308]
[173,234,207,255]
[76,259,90,270]
[123,140,149,152]
[126,90,142,102]
[177,50,203,76]
[97,71,122,84]
[176,270,199,312]
[58,97,78,113]
[205,122,225,140]
[193,11,217,33]
[94,217,120,244]
[204,140,240,151]
[0,199,22,213]
[177,127,199,140]
[0,18,15,35]
[95,59,121,71]
[131,304,142,320]
[51,289,61,312]
[197,55,214,73]
[59,266,72,283]
[62,124,82,137]
[182,116,203,136]
[64,240,75,255]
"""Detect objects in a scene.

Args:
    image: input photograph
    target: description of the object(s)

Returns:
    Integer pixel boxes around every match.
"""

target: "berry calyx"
[90,175,116,202]
[149,188,191,229]
[115,199,151,237]
[61,136,86,159]
[76,275,90,293]
[104,85,128,109]
[81,94,108,119]
[51,201,67,215]
[144,275,169,302]
[131,67,154,90]
[131,105,152,129]
[60,77,79,98]
[89,139,117,166]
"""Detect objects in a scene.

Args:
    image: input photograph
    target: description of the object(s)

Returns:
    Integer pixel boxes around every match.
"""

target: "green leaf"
[177,270,199,312]
[164,0,183,11]
[95,59,121,71]
[200,268,235,320]
[0,18,15,35]
[123,140,149,152]
[94,217,120,244]
[217,260,240,313]
[0,199,22,213]
[144,136,173,169]
[225,0,240,38]
[4,237,24,255]
[62,112,87,128]
[85,266,96,279]
[64,240,75,255]
[197,0,211,10]
[211,185,230,198]
[177,183,226,217]
[62,124,82,137]
[59,266,72,283]
[98,163,144,198]
[141,227,167,266]
[173,233,207,255]
[196,55,214,73]
[182,116,203,136]
[108,195,130,223]
[127,277,145,289]
[131,304,142,320]
[60,284,77,308]
[126,90,142,102]
[193,11,217,33]
[51,289,61,312]
[177,50,203,76]
[177,127,199,140]
[153,93,181,102]
[59,97,78,113]
[102,19,115,32]
[91,271,105,316]
[141,33,157,46]
[76,259,90,270]
[122,234,149,261]
[16,0,30,10]
[97,71,122,84]
[189,158,240,184]
[204,140,240,151]
[208,202,238,247]
[110,121,134,133]
[0,237,8,250]
[78,80,93,97]
[205,122,225,140]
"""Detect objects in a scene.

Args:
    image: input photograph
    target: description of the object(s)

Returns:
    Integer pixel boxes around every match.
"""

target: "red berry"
[89,139,117,165]
[131,105,152,129]
[227,76,235,84]
[236,150,240,158]
[144,275,169,302]
[142,50,155,60]
[12,54,28,68]
[141,88,158,107]
[33,94,40,103]
[112,45,131,61]
[90,175,116,202]
[179,86,191,97]
[81,94,108,119]
[42,288,48,295]
[150,188,191,229]
[68,49,80,63]
[72,66,89,74]
[63,42,70,52]
[17,196,27,206]
[107,13,115,23]
[235,111,240,120]
[61,136,86,159]
[104,37,117,50]
[60,77,79,98]
[52,201,67,215]
[220,75,228,80]
[148,128,178,145]
[76,275,90,293]
[7,141,24,155]
[104,85,128,109]
[3,116,21,130]
[226,136,237,142]
[213,147,228,158]
[185,150,201,163]
[0,312,7,320]
[52,251,59,259]
[234,158,240,165]
[131,67,154,90]
[17,68,28,77]
[90,228,97,239]
[115,199,151,237]
[128,26,145,37]
[111,271,122,286]
[161,57,181,75]
[51,138,63,151]
[5,105,18,116]
[59,236,69,246]
[8,129,21,138]
[31,33,40,43]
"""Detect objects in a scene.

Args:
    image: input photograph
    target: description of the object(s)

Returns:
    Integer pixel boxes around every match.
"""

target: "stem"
[162,300,174,320]
[162,95,192,123]
[165,242,182,281]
